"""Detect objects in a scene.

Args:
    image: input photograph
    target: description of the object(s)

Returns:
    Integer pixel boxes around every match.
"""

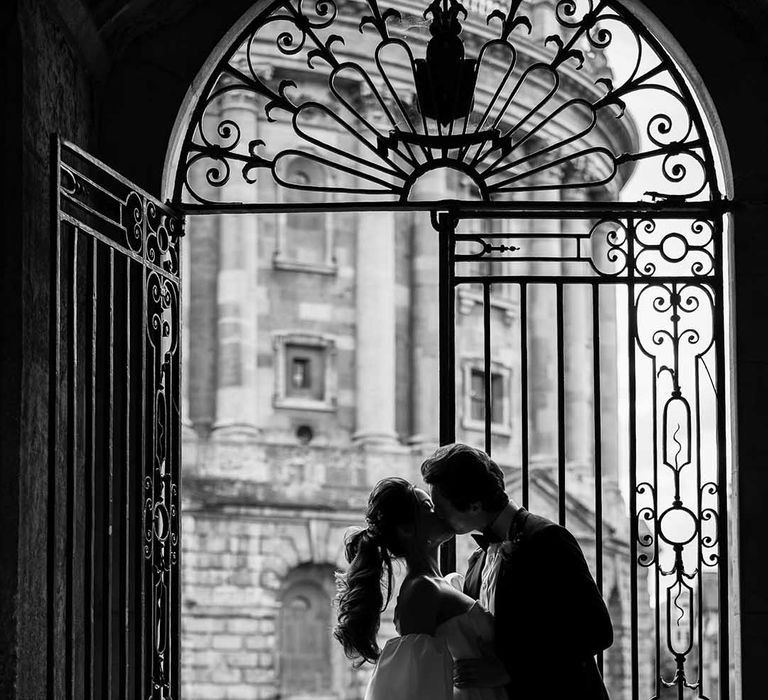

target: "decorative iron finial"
[414,0,477,125]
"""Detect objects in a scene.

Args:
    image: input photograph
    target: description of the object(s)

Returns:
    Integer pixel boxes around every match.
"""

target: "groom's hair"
[420,443,508,512]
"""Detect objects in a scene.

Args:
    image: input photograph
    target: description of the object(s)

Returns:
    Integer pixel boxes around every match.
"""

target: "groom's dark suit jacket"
[464,508,612,700]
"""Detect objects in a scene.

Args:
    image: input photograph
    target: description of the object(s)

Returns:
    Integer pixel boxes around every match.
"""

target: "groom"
[421,443,612,700]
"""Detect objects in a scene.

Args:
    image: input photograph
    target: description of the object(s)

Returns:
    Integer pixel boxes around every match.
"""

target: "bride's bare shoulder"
[396,576,441,635]
[398,575,441,608]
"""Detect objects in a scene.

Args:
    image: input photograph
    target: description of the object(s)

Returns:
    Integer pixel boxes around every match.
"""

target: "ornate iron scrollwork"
[634,274,720,697]
[449,207,726,697]
[171,0,721,208]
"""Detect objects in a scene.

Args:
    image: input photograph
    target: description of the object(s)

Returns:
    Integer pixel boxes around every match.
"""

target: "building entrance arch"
[163,2,733,699]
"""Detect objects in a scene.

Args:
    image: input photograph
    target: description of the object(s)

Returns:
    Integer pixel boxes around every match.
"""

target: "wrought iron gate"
[148,0,734,695]
[435,204,729,699]
[50,138,183,699]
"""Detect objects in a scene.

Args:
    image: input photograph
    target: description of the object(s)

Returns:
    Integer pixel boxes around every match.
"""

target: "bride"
[334,477,509,700]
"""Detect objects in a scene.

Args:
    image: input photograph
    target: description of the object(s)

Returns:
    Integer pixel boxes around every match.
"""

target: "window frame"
[461,358,512,436]
[273,154,338,275]
[272,332,338,412]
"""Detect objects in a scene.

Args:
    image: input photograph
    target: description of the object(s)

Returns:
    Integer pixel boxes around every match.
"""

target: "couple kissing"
[334,443,612,700]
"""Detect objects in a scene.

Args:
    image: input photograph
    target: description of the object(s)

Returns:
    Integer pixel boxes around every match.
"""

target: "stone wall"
[181,440,423,697]
[0,0,96,696]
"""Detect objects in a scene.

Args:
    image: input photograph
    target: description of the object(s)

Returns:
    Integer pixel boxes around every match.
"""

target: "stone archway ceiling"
[172,0,722,208]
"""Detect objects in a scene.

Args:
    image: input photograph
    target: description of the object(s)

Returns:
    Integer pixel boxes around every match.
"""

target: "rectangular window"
[469,368,505,424]
[285,344,325,400]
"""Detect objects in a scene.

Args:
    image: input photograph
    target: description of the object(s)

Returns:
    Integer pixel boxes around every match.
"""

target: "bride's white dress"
[364,601,508,700]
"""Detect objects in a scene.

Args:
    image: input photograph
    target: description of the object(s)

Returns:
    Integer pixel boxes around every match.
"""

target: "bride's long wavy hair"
[333,477,419,666]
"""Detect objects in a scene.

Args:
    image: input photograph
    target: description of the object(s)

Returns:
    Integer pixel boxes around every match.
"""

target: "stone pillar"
[561,182,594,477]
[212,90,260,436]
[353,210,398,445]
[530,0,558,41]
[408,171,447,447]
[187,108,221,438]
[527,169,562,468]
[586,184,624,532]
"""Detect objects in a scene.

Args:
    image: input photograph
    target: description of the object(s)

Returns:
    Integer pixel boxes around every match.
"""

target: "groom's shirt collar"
[471,504,518,550]
[487,503,517,542]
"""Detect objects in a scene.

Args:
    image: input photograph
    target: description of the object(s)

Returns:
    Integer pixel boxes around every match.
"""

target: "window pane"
[285,344,325,400]
[283,160,328,264]
[491,373,505,424]
[469,369,505,424]
[470,369,484,421]
[291,357,311,389]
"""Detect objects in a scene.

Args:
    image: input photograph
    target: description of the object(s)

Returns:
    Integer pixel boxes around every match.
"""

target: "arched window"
[274,157,336,273]
[278,571,334,697]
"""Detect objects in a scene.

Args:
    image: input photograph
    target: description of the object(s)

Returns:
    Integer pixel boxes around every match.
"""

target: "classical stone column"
[530,0,558,41]
[527,169,562,468]
[212,89,260,436]
[561,181,594,477]
[591,185,624,531]
[408,171,447,447]
[353,210,398,445]
[187,108,221,439]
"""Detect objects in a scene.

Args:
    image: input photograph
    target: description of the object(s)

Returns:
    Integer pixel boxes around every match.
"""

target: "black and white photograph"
[1,0,765,698]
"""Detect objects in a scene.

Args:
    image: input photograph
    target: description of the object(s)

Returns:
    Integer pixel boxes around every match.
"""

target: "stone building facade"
[179,2,651,698]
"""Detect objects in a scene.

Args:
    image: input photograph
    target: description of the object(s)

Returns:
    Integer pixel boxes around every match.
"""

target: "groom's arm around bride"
[422,444,613,700]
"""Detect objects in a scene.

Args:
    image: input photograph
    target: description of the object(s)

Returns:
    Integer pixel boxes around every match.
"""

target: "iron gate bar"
[177,201,733,217]
[483,282,491,456]
[556,284,566,527]
[106,247,114,696]
[139,245,147,700]
[454,275,722,286]
[86,235,96,700]
[626,217,639,700]
[68,229,79,700]
[438,212,456,575]
[520,283,529,511]
[713,218,729,695]
[695,317,704,698]
[651,328,660,700]
[119,253,129,700]
[49,145,57,699]
[67,227,77,700]
[592,282,603,676]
